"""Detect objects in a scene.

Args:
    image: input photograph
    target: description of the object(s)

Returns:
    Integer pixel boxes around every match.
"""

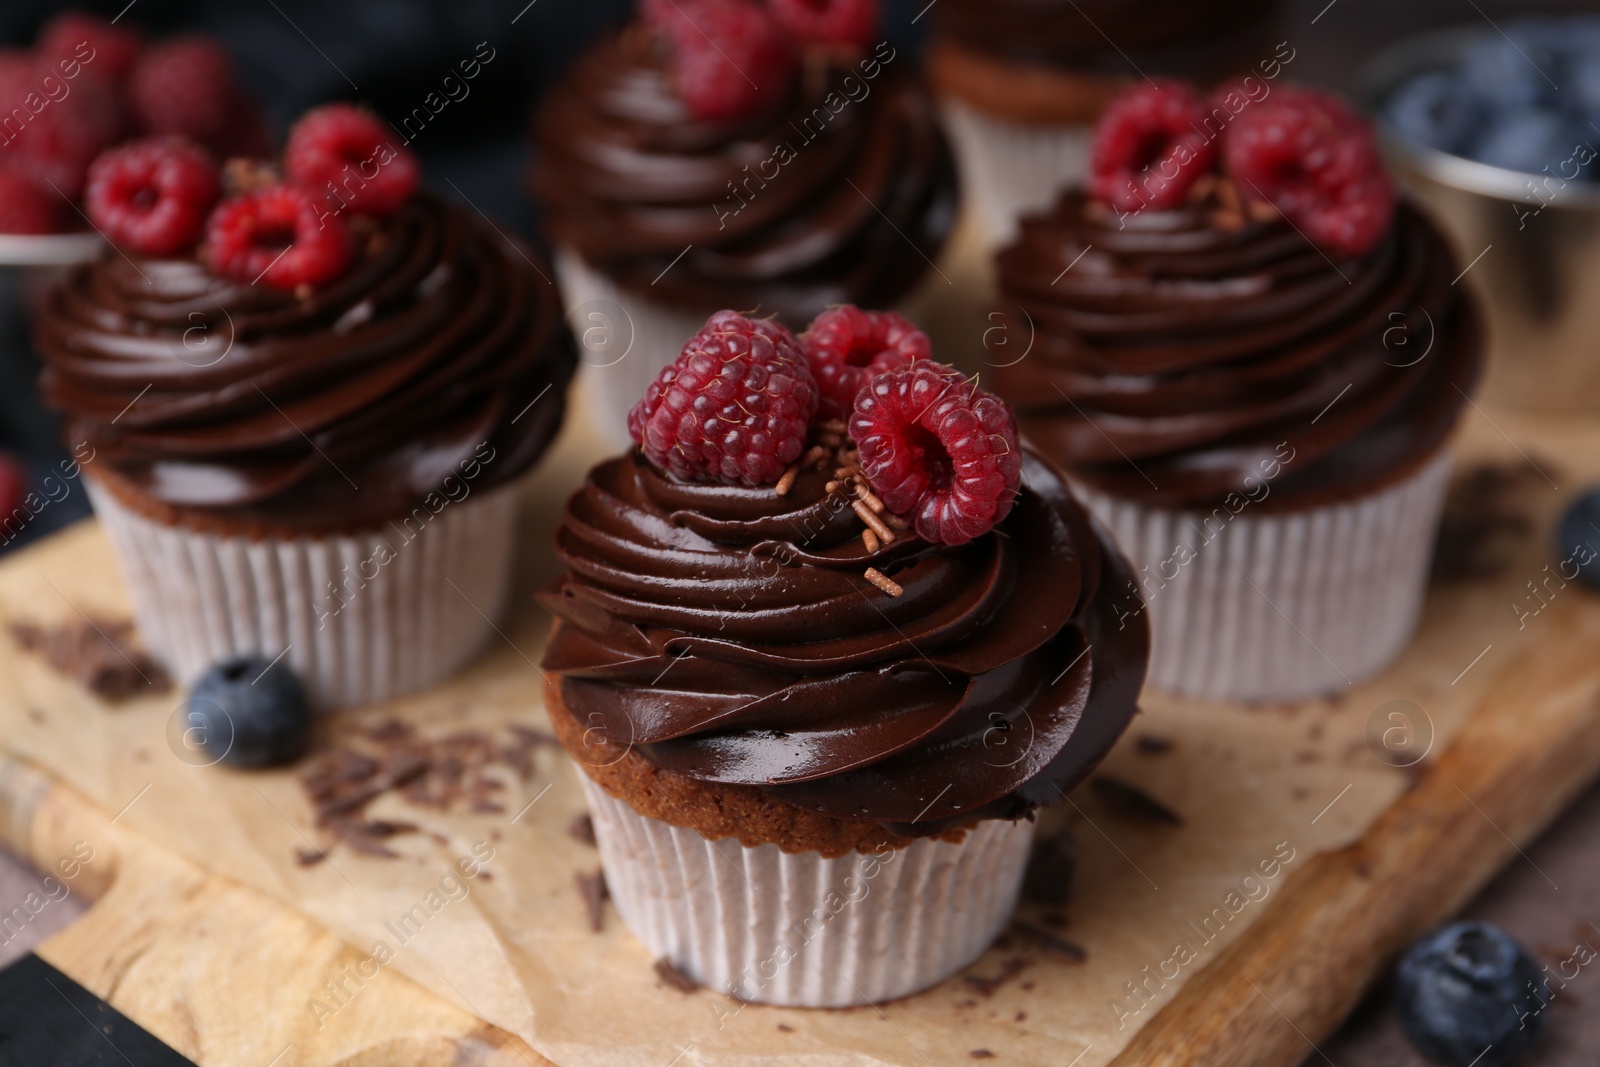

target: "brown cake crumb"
[299,718,554,859]
[10,617,170,702]
[575,868,608,932]
[1432,458,1553,583]
[654,958,700,993]
[1022,832,1076,906]
[1135,734,1173,755]
[1092,777,1184,827]
[963,957,1031,997]
[568,813,596,847]
[1011,920,1086,964]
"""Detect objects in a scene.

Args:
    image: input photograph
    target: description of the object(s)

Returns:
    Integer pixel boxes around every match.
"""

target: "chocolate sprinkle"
[1022,832,1076,906]
[654,958,700,993]
[963,957,1031,997]
[11,617,170,702]
[575,868,608,932]
[1432,459,1551,583]
[1092,776,1184,827]
[568,813,596,847]
[1011,920,1087,964]
[1135,734,1174,755]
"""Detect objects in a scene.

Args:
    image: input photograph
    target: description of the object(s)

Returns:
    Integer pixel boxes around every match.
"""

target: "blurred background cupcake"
[33,113,576,709]
[925,0,1283,249]
[530,0,959,448]
[990,81,1484,701]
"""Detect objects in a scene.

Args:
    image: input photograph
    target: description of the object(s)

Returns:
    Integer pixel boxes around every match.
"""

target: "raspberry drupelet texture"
[1223,87,1395,258]
[1089,79,1218,212]
[851,362,1022,546]
[649,0,798,122]
[203,184,352,291]
[769,0,881,49]
[629,311,819,486]
[130,37,239,147]
[85,137,220,256]
[285,104,420,219]
[800,305,930,419]
[0,168,62,235]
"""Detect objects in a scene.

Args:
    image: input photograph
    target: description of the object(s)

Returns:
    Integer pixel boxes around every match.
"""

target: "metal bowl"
[1359,26,1600,413]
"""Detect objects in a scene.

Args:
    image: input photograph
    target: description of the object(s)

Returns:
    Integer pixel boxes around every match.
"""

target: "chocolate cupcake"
[927,0,1284,245]
[991,83,1484,700]
[530,0,958,446]
[541,306,1146,1006]
[35,110,576,708]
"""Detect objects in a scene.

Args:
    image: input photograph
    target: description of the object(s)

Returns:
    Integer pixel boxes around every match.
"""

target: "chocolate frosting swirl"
[540,448,1148,837]
[531,26,958,326]
[991,192,1485,510]
[932,0,1279,75]
[35,192,577,530]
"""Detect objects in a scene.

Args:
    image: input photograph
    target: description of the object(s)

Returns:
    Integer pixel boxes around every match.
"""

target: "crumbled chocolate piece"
[295,848,326,867]
[1135,734,1173,755]
[1092,776,1184,827]
[11,618,171,702]
[970,1052,996,1060]
[654,957,699,993]
[1432,459,1553,583]
[575,868,608,932]
[1023,832,1076,906]
[568,813,596,847]
[776,1024,795,1033]
[1011,920,1087,964]
[963,957,1031,997]
[298,717,556,860]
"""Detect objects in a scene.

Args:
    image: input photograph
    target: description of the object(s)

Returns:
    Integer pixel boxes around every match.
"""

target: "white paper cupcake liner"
[940,99,1091,247]
[1073,449,1455,702]
[553,250,716,455]
[86,478,521,710]
[579,775,1036,1007]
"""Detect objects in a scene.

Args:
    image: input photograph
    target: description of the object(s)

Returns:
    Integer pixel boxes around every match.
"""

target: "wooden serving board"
[3,239,1600,1067]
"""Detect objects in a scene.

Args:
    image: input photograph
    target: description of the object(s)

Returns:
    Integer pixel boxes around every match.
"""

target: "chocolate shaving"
[10,617,170,702]
[963,957,1031,997]
[568,814,596,847]
[575,868,608,932]
[1092,777,1184,827]
[1432,459,1552,583]
[1135,735,1173,756]
[1011,920,1087,963]
[654,958,700,993]
[298,718,556,860]
[1023,833,1076,906]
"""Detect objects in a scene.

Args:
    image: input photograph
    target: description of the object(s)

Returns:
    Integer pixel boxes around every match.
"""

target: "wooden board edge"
[1109,595,1600,1067]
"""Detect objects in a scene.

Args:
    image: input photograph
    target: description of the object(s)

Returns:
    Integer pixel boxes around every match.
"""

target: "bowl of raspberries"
[1362,17,1600,413]
[0,11,269,265]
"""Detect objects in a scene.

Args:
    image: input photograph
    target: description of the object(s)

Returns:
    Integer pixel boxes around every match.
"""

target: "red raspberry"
[37,13,145,82]
[203,184,352,291]
[768,0,881,49]
[86,137,220,256]
[652,0,798,122]
[0,57,127,201]
[628,311,819,486]
[0,167,61,235]
[851,362,1021,546]
[799,305,929,419]
[130,37,239,147]
[285,104,419,218]
[1089,79,1218,212]
[1222,86,1395,258]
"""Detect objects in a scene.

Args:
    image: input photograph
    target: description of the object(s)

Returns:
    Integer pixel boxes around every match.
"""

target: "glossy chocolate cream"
[35,192,576,532]
[531,26,958,326]
[933,0,1280,75]
[540,448,1148,838]
[991,191,1484,510]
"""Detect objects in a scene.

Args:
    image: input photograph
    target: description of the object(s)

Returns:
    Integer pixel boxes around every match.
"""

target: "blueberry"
[1386,72,1485,155]
[1395,922,1547,1067]
[1462,34,1555,110]
[187,655,312,768]
[1557,489,1600,587]
[1471,107,1584,175]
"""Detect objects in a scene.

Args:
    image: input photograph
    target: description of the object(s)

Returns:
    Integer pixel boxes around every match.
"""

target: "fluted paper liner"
[580,774,1036,1008]
[940,99,1091,247]
[1073,449,1455,701]
[86,477,520,710]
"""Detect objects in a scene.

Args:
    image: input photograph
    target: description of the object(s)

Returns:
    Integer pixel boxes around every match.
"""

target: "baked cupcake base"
[87,476,521,710]
[1072,448,1454,702]
[939,99,1093,247]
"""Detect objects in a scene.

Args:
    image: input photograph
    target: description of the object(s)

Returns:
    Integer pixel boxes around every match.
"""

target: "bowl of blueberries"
[1364,16,1600,412]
